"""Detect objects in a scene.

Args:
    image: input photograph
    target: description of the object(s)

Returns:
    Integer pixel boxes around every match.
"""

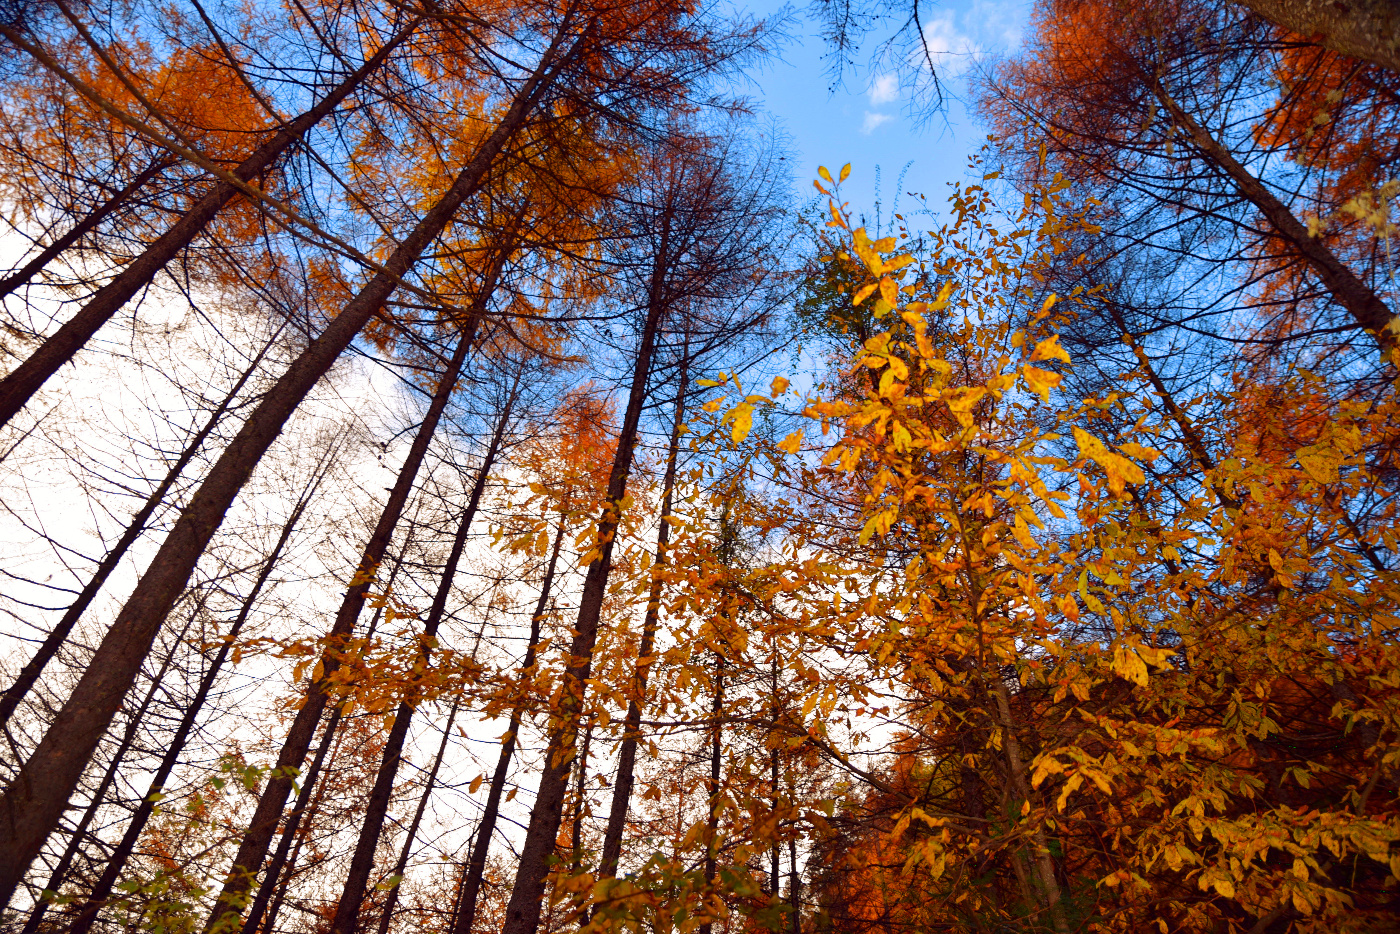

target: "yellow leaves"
[879,276,899,309]
[1030,334,1071,363]
[852,282,877,306]
[769,375,789,397]
[945,386,987,427]
[859,506,899,545]
[1112,641,1149,687]
[1296,442,1343,483]
[1199,870,1235,899]
[777,430,803,454]
[1021,364,1061,401]
[1112,637,1175,687]
[877,364,905,399]
[890,420,913,453]
[1073,427,1146,496]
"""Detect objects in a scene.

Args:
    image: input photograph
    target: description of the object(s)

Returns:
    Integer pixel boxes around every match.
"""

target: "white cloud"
[861,111,893,135]
[918,11,981,78]
[867,73,899,107]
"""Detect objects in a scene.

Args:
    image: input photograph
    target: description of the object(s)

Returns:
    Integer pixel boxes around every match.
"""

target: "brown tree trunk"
[200,298,492,933]
[697,654,723,934]
[64,482,319,934]
[1151,80,1398,364]
[787,838,799,934]
[448,516,565,934]
[372,700,461,934]
[1233,0,1400,74]
[498,210,671,934]
[329,382,518,934]
[598,365,688,877]
[239,532,413,934]
[0,326,281,727]
[0,19,422,429]
[0,41,567,895]
[0,156,171,302]
[16,603,199,929]
[569,725,593,874]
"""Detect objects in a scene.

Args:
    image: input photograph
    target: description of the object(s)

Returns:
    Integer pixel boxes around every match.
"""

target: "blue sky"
[738,0,1032,225]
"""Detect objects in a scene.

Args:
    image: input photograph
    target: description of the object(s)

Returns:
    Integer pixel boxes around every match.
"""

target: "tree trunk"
[329,382,518,934]
[0,325,281,727]
[0,41,566,894]
[769,655,781,901]
[987,676,1068,934]
[0,156,171,302]
[698,654,723,934]
[65,484,318,934]
[200,308,491,933]
[17,604,198,929]
[569,726,593,865]
[497,213,670,934]
[0,19,422,428]
[1233,0,1400,75]
[372,700,461,934]
[1150,80,1398,364]
[598,366,688,877]
[448,517,565,934]
[237,531,412,934]
[788,838,799,934]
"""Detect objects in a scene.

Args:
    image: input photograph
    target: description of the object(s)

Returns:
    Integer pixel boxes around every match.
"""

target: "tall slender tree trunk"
[0,156,171,302]
[329,382,519,934]
[697,654,723,934]
[0,18,422,428]
[787,838,799,934]
[0,326,282,727]
[598,365,688,877]
[16,603,199,927]
[1149,79,1398,363]
[448,517,565,934]
[64,480,321,934]
[372,700,461,934]
[0,40,569,891]
[498,219,671,934]
[987,675,1068,934]
[569,725,592,874]
[1232,0,1400,76]
[241,538,415,934]
[200,288,499,934]
[769,655,781,901]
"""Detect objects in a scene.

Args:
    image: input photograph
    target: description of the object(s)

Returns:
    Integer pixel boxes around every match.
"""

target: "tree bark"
[65,485,318,934]
[0,156,171,302]
[200,302,490,933]
[239,526,411,934]
[498,209,671,934]
[240,542,413,934]
[0,37,569,899]
[372,700,461,934]
[0,19,421,428]
[598,366,688,877]
[16,604,197,929]
[1151,80,1398,364]
[787,838,799,934]
[329,382,518,934]
[697,654,723,934]
[0,327,280,728]
[448,516,565,934]
[1233,0,1400,74]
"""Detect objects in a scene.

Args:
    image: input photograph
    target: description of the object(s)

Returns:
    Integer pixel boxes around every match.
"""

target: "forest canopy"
[0,0,1396,932]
